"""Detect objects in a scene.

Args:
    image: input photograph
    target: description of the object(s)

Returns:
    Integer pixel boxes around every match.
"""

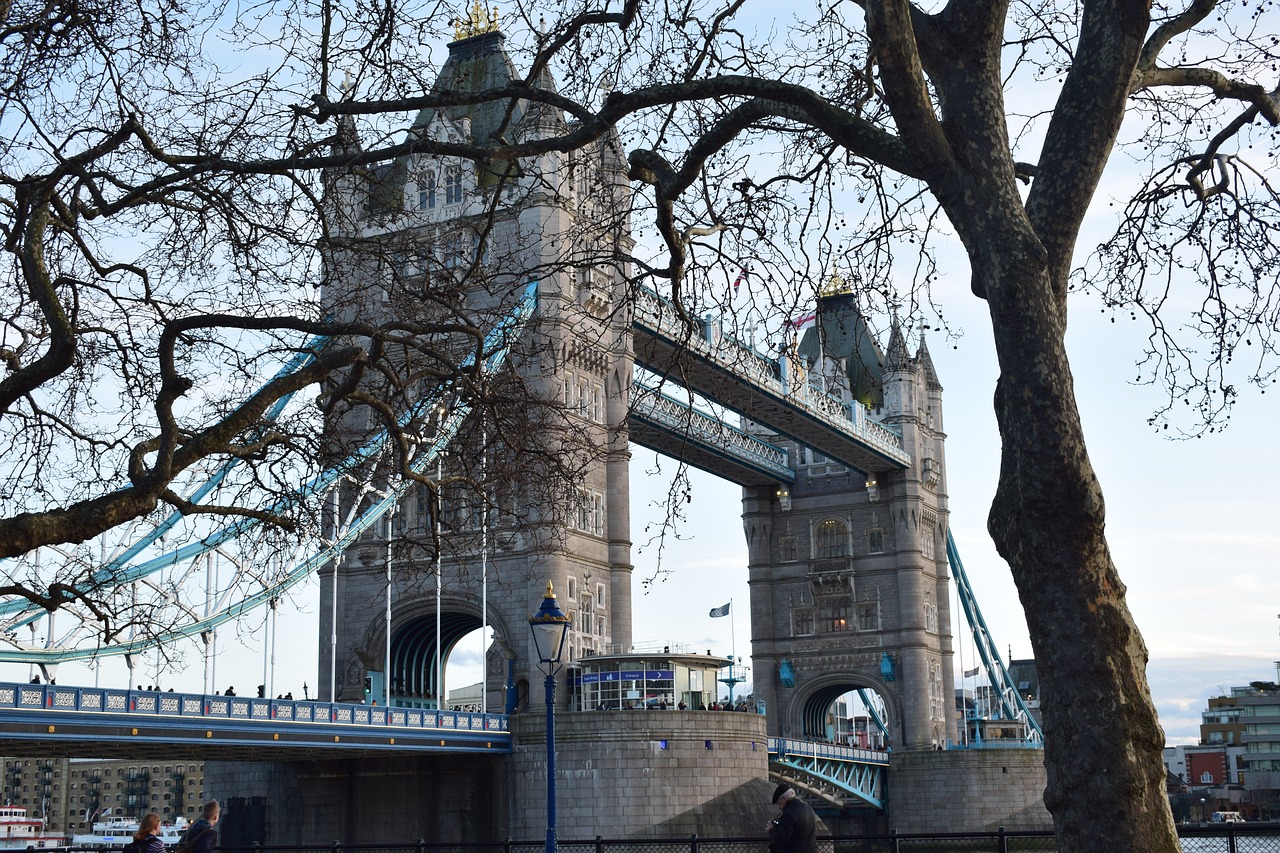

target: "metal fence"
[210,824,1280,853]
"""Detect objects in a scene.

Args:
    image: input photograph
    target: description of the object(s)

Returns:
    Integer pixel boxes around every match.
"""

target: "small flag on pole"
[963,666,981,678]
[708,602,731,618]
[732,265,750,292]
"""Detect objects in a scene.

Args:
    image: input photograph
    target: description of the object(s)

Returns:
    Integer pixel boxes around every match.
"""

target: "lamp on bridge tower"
[529,582,571,853]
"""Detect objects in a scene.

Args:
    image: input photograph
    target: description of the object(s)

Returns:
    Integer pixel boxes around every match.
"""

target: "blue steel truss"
[768,737,887,809]
[0,283,540,664]
[946,529,1044,742]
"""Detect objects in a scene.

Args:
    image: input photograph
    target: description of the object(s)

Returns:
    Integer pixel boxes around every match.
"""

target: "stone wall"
[203,752,507,844]
[885,748,1051,832]
[509,710,771,840]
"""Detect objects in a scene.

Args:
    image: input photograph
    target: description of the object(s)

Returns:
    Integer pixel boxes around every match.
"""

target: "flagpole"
[730,598,736,662]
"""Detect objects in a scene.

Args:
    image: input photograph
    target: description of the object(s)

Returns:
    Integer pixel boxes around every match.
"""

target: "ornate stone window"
[858,600,880,631]
[815,518,850,558]
[867,527,884,554]
[444,167,464,204]
[921,512,937,560]
[780,535,798,562]
[417,172,437,209]
[929,659,944,720]
[792,608,814,636]
[818,595,853,632]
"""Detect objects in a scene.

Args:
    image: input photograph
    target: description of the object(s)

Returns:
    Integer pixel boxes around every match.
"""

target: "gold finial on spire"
[820,268,851,297]
[453,1,501,40]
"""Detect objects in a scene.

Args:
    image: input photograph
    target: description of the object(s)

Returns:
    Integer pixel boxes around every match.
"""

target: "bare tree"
[0,0,619,650]
[2,0,1277,846]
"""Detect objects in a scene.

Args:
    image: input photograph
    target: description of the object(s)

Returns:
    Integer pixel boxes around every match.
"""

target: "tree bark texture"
[866,0,1183,847]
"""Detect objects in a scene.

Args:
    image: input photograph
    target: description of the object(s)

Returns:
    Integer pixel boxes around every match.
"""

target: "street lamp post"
[529,582,571,853]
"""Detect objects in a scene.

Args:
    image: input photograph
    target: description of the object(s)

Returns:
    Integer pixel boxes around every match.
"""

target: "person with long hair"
[131,814,166,853]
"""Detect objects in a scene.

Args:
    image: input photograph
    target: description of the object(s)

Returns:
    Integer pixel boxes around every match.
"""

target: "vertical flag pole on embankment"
[709,599,734,659]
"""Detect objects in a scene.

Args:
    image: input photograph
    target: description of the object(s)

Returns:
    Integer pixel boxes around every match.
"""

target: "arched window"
[815,518,849,558]
[418,172,437,210]
[444,168,464,205]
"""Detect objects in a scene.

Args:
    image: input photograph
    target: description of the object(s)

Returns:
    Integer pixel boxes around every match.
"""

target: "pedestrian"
[181,800,219,853]
[225,686,236,696]
[766,784,816,853]
[124,813,165,853]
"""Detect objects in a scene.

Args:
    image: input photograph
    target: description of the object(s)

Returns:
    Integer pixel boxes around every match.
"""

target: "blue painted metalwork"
[945,529,1044,743]
[0,681,511,753]
[0,283,540,664]
[0,334,330,627]
[855,689,888,739]
[629,380,795,484]
[778,659,795,688]
[767,737,887,809]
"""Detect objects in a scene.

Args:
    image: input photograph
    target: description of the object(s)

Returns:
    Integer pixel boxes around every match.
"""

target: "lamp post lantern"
[529,582,570,853]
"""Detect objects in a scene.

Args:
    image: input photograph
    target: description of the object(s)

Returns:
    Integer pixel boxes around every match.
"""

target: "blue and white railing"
[0,682,509,734]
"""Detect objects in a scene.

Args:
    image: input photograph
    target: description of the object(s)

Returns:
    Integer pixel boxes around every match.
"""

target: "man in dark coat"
[766,784,817,853]
[182,800,219,853]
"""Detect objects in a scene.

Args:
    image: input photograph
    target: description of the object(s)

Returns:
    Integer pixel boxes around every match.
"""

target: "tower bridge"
[0,21,1048,846]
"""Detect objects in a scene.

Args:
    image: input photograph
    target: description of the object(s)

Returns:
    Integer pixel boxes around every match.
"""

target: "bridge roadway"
[0,682,510,760]
[630,288,912,477]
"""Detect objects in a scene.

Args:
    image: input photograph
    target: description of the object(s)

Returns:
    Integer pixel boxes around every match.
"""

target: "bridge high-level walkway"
[629,380,795,487]
[631,288,911,477]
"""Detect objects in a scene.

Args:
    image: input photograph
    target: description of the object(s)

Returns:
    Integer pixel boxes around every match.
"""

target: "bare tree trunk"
[981,247,1179,852]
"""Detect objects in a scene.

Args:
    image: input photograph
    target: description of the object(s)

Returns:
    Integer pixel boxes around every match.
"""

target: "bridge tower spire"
[743,295,957,750]
[316,24,635,713]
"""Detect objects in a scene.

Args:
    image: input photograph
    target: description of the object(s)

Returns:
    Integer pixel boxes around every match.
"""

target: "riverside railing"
[209,824,1280,853]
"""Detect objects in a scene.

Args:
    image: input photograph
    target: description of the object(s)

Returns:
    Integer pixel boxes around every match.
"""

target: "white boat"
[70,816,187,849]
[0,806,68,851]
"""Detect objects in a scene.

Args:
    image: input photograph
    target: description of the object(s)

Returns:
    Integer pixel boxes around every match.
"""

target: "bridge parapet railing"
[633,288,909,465]
[631,382,791,476]
[599,641,700,657]
[0,682,508,733]
[768,736,890,766]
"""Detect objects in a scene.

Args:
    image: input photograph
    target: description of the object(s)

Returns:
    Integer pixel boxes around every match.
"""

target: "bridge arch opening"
[390,613,493,708]
[800,683,891,750]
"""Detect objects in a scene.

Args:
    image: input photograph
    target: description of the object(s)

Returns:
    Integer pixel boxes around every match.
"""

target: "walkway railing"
[768,736,890,766]
[0,682,510,733]
[630,381,793,481]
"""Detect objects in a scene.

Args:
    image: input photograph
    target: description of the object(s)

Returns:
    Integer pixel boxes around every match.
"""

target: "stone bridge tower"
[743,294,958,750]
[317,20,635,712]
